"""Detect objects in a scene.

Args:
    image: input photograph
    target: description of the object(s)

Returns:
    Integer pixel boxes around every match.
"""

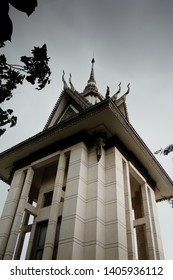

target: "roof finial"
[88,57,96,83]
[112,82,121,102]
[91,57,95,64]
[125,83,130,95]
[105,86,110,99]
[83,58,104,102]
[69,73,75,92]
[62,70,69,90]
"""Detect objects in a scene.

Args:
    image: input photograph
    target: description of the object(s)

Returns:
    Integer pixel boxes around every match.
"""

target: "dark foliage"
[0,1,51,136]
[21,44,51,90]
[0,54,24,103]
[0,0,37,46]
[163,145,173,155]
[0,44,51,136]
[0,108,17,136]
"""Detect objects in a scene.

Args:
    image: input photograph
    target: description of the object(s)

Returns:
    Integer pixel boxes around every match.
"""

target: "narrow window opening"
[30,220,48,260]
[43,191,53,207]
[60,153,70,203]
[53,216,62,259]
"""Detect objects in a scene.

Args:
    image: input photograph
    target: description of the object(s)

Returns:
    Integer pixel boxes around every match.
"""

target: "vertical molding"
[3,167,34,259]
[0,170,26,259]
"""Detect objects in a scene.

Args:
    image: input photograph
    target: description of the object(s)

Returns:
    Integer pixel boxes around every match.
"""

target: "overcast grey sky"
[1,0,173,259]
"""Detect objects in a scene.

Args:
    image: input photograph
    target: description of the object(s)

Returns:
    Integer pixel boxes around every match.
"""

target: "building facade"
[0,60,173,260]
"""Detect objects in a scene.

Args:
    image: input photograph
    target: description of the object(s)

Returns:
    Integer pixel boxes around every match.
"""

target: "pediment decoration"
[58,104,79,123]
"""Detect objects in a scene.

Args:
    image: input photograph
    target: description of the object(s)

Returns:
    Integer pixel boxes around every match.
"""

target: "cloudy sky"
[1,0,173,259]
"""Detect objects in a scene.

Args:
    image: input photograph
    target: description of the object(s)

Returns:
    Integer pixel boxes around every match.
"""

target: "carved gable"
[58,104,79,123]
[44,89,91,130]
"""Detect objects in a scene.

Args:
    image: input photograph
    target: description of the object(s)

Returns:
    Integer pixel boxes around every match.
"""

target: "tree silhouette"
[0,0,37,46]
[154,145,173,208]
[0,1,51,136]
[0,44,51,136]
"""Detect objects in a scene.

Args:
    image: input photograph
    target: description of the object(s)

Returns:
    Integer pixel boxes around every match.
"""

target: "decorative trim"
[44,89,91,129]
[58,104,79,123]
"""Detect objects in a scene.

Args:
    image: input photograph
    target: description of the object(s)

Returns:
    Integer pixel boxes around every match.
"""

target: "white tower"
[0,60,173,260]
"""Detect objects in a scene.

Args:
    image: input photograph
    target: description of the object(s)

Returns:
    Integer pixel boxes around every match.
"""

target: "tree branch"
[6,63,27,72]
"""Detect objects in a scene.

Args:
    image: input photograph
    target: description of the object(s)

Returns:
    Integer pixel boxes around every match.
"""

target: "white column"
[85,147,105,259]
[105,148,128,259]
[42,153,66,260]
[114,150,128,259]
[58,143,88,259]
[148,187,165,259]
[95,153,105,259]
[25,222,36,260]
[141,183,156,259]
[13,211,30,259]
[4,167,34,259]
[123,161,136,259]
[0,170,26,260]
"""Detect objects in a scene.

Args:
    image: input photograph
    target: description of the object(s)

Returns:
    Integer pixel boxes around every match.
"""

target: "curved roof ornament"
[69,73,75,92]
[111,82,121,102]
[62,70,69,90]
[125,83,130,95]
[105,86,110,99]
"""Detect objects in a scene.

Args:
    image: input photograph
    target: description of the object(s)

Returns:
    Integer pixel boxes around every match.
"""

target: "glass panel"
[38,224,47,247]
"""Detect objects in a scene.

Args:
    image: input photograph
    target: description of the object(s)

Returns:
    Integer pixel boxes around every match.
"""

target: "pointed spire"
[88,58,96,84]
[83,58,98,96]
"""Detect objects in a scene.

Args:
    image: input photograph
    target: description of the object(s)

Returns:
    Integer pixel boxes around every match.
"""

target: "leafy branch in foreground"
[21,44,51,90]
[0,44,51,136]
[154,145,173,208]
[0,108,17,136]
[0,0,37,47]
